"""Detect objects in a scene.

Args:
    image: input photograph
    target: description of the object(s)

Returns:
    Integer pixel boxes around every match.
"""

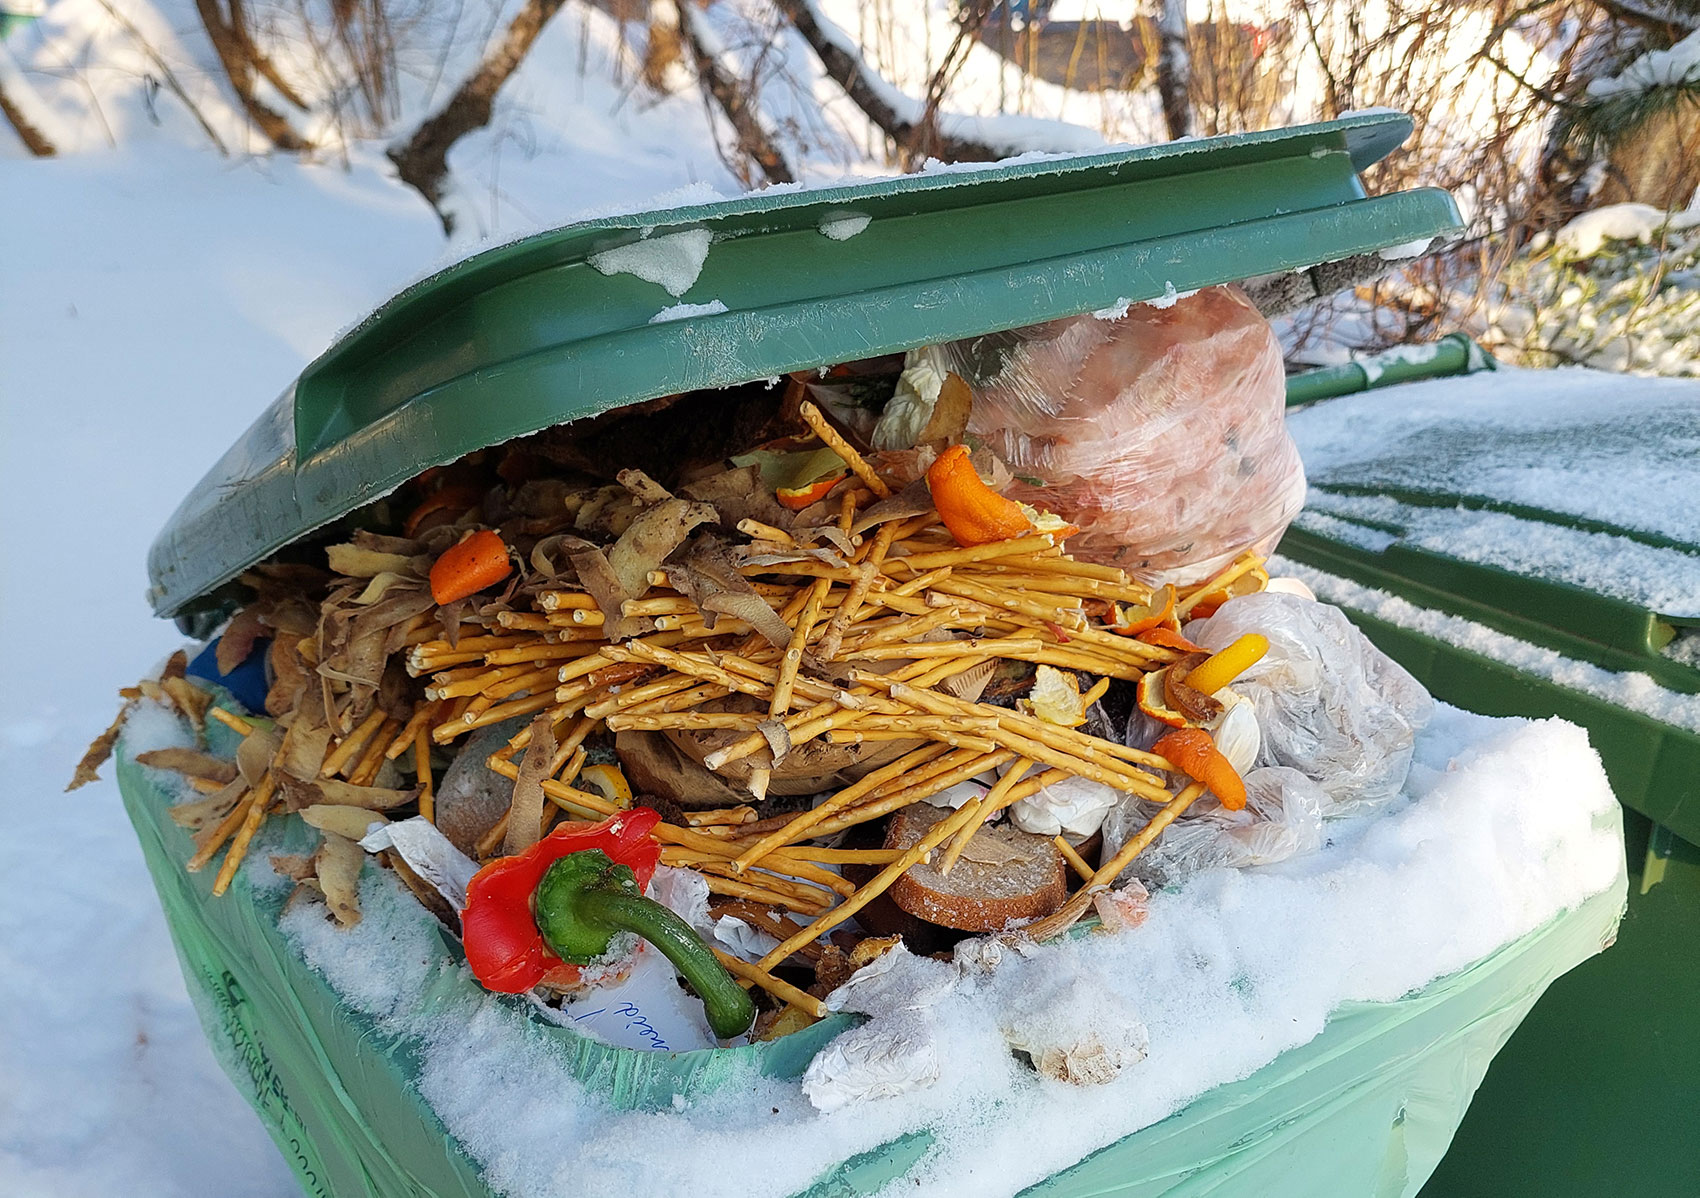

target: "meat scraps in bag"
[942,285,1304,583]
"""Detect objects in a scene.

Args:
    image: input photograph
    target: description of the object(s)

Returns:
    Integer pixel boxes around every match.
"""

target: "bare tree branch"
[675,0,794,185]
[0,77,56,157]
[226,0,311,112]
[196,0,311,150]
[388,0,568,231]
[771,0,1003,162]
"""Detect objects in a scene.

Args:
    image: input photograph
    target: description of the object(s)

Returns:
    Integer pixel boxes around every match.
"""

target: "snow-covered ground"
[0,6,751,1193]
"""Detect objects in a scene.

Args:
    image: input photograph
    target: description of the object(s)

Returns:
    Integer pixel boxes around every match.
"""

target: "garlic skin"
[1207,690,1261,776]
[1009,774,1122,838]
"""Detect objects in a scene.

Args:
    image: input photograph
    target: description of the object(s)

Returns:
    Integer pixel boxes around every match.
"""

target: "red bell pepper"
[461,808,661,993]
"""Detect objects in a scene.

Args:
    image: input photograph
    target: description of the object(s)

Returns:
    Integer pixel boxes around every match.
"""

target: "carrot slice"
[430,530,512,605]
[1152,727,1246,810]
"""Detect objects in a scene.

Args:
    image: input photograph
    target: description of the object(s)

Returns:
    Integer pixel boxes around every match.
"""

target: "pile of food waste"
[79,286,1431,1051]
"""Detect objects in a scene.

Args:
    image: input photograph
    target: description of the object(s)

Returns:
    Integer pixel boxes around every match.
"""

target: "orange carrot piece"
[430,530,512,605]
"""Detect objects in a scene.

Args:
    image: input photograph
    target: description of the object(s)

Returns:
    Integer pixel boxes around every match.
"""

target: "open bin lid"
[1277,366,1700,843]
[148,111,1461,621]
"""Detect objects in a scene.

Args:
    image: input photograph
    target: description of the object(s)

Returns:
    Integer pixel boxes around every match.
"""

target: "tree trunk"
[674,0,794,185]
[388,0,568,231]
[1154,0,1191,140]
[0,78,56,157]
[195,0,311,150]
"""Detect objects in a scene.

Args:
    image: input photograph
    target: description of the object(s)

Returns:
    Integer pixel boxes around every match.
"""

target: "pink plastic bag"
[950,285,1303,583]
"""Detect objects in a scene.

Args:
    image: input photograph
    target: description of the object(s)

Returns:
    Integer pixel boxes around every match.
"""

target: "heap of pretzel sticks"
[390,489,1261,1006]
[181,429,1265,1017]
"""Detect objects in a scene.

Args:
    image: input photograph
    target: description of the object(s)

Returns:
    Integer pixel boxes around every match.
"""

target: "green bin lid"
[148,111,1461,619]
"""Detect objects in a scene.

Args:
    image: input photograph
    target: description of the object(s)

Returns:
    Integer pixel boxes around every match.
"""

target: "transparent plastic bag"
[1185,592,1434,815]
[943,285,1303,582]
[1101,766,1327,889]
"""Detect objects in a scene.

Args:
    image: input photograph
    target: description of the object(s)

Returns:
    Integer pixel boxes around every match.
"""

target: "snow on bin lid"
[1284,366,1700,687]
[147,111,1462,620]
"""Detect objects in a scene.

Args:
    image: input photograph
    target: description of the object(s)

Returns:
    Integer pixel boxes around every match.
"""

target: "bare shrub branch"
[389,0,568,231]
[195,0,312,150]
[675,0,795,184]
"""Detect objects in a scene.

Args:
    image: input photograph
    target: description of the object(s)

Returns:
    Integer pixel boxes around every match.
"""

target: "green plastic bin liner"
[116,710,1626,1198]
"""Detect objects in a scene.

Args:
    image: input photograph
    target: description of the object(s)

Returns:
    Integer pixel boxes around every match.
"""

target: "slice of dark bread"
[885,804,1068,932]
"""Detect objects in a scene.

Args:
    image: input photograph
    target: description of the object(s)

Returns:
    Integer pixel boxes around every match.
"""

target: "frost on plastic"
[1186,592,1434,814]
[946,285,1305,582]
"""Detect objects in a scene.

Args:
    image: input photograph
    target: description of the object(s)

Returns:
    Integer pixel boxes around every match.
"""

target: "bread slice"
[885,804,1068,932]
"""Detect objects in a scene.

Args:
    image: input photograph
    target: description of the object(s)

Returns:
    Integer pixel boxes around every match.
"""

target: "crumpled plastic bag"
[1101,766,1328,889]
[1185,592,1434,814]
[942,285,1303,582]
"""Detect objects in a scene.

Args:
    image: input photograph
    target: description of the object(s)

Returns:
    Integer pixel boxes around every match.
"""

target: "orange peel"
[1152,727,1246,810]
[925,445,1035,547]
[1184,633,1269,696]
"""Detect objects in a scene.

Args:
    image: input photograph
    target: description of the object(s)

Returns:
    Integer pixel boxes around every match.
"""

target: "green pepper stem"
[579,887,757,1040]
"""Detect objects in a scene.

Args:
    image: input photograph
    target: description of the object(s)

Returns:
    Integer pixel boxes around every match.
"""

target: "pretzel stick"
[799,400,890,498]
[737,518,795,545]
[415,723,435,823]
[386,703,439,759]
[938,758,1035,875]
[321,707,387,777]
[349,718,398,786]
[1176,554,1265,618]
[887,535,1059,573]
[212,769,280,896]
[433,691,558,743]
[186,788,253,871]
[773,578,831,719]
[816,564,878,660]
[807,765,1069,843]
[828,730,1000,753]
[1054,836,1095,882]
[711,949,829,1018]
[683,806,759,827]
[731,742,952,871]
[693,860,840,906]
[877,678,1172,777]
[537,590,598,611]
[482,642,604,666]
[207,707,256,737]
[700,871,827,915]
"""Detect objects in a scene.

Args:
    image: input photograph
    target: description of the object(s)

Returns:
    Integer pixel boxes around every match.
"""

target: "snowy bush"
[1483,202,1700,376]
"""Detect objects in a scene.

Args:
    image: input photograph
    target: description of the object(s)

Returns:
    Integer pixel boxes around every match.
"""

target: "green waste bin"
[117,113,1630,1197]
[1276,355,1699,1198]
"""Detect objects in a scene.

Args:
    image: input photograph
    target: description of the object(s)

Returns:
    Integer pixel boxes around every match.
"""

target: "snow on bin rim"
[146,111,1464,622]
[1288,365,1700,614]
[246,704,1622,1198]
